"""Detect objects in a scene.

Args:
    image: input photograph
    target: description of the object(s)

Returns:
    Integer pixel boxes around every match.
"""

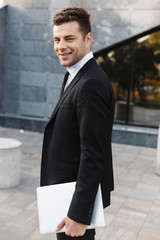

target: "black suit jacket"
[40,58,115,225]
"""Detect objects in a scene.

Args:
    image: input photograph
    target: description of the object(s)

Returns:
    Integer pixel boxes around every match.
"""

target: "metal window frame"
[94,25,160,129]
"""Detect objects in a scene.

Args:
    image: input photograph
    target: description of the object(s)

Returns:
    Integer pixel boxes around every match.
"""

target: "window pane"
[129,31,160,127]
[95,29,160,127]
[96,44,131,124]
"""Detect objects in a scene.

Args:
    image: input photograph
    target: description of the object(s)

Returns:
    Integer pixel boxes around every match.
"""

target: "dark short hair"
[53,7,91,38]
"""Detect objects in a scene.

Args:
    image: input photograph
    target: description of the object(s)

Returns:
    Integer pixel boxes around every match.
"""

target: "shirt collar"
[67,51,93,79]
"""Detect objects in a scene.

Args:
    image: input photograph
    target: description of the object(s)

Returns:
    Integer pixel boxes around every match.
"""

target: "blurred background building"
[0,0,160,146]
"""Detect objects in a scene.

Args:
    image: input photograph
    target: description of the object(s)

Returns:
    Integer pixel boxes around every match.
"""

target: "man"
[40,7,115,240]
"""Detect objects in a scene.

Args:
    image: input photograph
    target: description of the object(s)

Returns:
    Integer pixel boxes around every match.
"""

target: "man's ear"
[85,32,92,48]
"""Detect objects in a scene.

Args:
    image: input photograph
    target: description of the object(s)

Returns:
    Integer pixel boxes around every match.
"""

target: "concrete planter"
[0,138,22,188]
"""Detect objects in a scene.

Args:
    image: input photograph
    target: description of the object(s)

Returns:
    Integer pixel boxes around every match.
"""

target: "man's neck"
[67,51,93,79]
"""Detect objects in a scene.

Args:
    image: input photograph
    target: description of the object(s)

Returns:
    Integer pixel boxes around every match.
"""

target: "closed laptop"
[37,181,105,234]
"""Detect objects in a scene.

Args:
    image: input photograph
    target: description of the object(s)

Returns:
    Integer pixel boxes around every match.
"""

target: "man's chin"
[59,58,67,65]
[60,60,71,67]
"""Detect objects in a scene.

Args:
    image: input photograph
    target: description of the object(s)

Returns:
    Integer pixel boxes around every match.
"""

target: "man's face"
[53,21,92,68]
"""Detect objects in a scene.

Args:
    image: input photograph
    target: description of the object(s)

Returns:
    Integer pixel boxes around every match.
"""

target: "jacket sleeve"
[67,77,112,225]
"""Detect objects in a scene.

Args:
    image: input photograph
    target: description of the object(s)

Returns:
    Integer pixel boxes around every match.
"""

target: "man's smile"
[59,52,72,59]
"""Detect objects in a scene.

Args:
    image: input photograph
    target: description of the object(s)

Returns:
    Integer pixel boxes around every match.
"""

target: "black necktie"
[59,71,69,97]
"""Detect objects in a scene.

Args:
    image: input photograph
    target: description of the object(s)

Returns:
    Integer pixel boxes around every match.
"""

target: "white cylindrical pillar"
[0,138,22,188]
[156,125,160,176]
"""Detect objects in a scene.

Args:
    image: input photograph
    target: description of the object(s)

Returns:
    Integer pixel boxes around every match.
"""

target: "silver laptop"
[37,182,105,234]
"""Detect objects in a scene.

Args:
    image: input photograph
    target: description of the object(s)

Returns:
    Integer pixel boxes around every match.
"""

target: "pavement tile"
[109,207,146,233]
[116,171,142,188]
[130,183,159,201]
[0,189,13,202]
[0,126,160,240]
[100,227,137,240]
[140,148,157,156]
[121,198,152,214]
[113,166,127,180]
[155,192,160,205]
[114,185,133,196]
[0,224,29,240]
[104,212,115,226]
[12,209,37,224]
[135,154,155,161]
[105,196,125,216]
[141,173,160,186]
[26,200,38,211]
[2,191,36,209]
[26,228,57,240]
[143,203,160,231]
[95,228,106,240]
[0,204,22,226]
[0,213,37,240]
[137,227,160,240]
[128,158,152,172]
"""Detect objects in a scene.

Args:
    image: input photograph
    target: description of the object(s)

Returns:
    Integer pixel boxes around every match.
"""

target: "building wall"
[0,5,6,112]
[1,0,160,130]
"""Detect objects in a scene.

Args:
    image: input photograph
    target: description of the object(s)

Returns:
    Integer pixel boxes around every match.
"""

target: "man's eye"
[67,38,73,41]
[54,39,60,42]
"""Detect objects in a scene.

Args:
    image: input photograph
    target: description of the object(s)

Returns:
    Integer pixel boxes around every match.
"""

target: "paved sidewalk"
[0,126,160,240]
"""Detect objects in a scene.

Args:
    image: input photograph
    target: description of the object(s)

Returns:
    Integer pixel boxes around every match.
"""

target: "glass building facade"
[95,26,160,128]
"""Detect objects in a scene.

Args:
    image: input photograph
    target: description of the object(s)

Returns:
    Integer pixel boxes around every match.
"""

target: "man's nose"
[58,40,67,50]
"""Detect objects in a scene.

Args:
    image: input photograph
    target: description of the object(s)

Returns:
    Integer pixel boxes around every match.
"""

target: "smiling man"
[40,7,115,240]
[53,21,92,67]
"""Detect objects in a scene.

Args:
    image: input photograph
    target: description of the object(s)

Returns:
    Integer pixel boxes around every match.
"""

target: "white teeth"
[60,53,71,56]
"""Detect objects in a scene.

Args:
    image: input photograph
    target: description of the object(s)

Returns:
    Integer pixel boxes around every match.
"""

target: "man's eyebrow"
[64,34,75,38]
[54,34,76,39]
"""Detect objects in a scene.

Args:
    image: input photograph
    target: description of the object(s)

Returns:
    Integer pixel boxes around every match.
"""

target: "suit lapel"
[48,58,96,123]
[49,73,81,122]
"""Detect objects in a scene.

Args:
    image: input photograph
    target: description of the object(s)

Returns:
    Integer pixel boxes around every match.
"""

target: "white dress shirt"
[64,51,94,91]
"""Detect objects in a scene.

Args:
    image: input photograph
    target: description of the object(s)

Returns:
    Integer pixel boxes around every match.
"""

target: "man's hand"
[56,216,87,237]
